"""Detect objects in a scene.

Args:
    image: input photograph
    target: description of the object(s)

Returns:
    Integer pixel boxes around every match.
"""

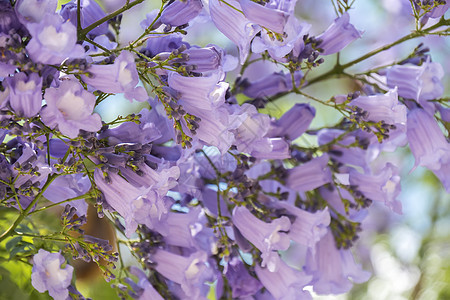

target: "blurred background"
[0,0,447,299]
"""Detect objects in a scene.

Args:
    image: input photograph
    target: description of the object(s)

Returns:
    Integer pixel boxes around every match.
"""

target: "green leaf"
[5,237,22,252]
[9,241,36,259]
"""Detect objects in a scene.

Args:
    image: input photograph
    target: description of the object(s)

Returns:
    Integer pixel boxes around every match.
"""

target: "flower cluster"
[0,0,448,299]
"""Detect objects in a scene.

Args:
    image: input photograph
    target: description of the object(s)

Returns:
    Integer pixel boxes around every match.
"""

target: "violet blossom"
[82,51,148,102]
[232,206,291,272]
[41,79,102,138]
[151,249,214,299]
[160,0,203,27]
[386,60,444,112]
[4,72,43,118]
[255,258,313,300]
[25,13,85,65]
[407,108,450,191]
[304,230,370,295]
[209,0,260,63]
[268,103,315,141]
[225,257,263,298]
[316,12,363,55]
[31,249,73,300]
[286,154,332,192]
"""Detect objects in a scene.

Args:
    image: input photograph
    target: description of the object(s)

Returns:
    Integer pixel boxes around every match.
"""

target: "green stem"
[28,193,91,215]
[0,174,59,242]
[78,0,145,39]
[307,17,449,86]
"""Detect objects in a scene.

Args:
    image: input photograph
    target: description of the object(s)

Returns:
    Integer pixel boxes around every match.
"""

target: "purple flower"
[61,0,109,36]
[43,174,90,216]
[151,249,213,299]
[168,71,234,152]
[0,2,23,34]
[232,206,291,272]
[407,108,450,191]
[232,103,270,150]
[240,0,289,33]
[250,138,290,160]
[316,12,362,55]
[129,266,164,300]
[350,88,406,125]
[386,61,444,112]
[31,249,73,300]
[94,164,180,237]
[183,45,225,74]
[225,257,262,298]
[15,0,57,24]
[268,103,315,141]
[320,184,368,222]
[255,258,312,300]
[161,0,203,26]
[209,0,260,63]
[26,13,85,65]
[318,129,374,172]
[304,230,370,295]
[276,202,330,250]
[82,51,148,102]
[427,1,450,18]
[252,16,311,61]
[4,72,43,118]
[99,108,162,145]
[12,142,51,192]
[41,79,102,138]
[242,71,303,98]
[154,207,204,248]
[286,154,332,192]
[349,163,402,214]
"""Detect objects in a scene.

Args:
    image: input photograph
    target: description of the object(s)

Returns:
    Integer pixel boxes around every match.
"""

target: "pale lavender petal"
[317,12,362,55]
[286,154,332,192]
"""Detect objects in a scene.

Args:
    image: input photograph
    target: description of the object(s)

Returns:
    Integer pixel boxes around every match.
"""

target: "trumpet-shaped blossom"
[161,0,203,26]
[82,51,148,102]
[26,13,84,65]
[168,71,235,152]
[350,88,406,125]
[427,1,450,18]
[349,163,402,214]
[277,202,330,250]
[129,266,164,300]
[240,0,289,34]
[268,103,315,141]
[12,142,51,191]
[386,61,444,112]
[316,12,362,55]
[304,230,370,295]
[4,72,43,118]
[43,174,90,216]
[407,108,450,191]
[242,71,302,99]
[225,257,262,298]
[318,129,375,172]
[61,0,109,36]
[15,0,57,24]
[99,108,162,145]
[151,249,213,299]
[286,154,332,192]
[209,0,260,63]
[232,206,291,272]
[94,163,180,237]
[31,250,73,300]
[255,258,312,300]
[252,16,311,61]
[155,207,204,248]
[41,80,102,138]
